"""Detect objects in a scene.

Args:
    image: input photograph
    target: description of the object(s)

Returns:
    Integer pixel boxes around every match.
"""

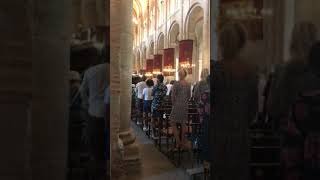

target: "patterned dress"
[151,83,167,112]
[170,81,191,123]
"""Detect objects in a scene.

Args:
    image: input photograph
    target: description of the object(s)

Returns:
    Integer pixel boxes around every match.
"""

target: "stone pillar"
[0,2,32,180]
[180,0,184,40]
[202,1,210,69]
[210,0,219,61]
[110,0,123,178]
[263,0,285,67]
[118,0,140,162]
[31,0,71,179]
[283,0,295,61]
[96,0,106,26]
[164,0,168,48]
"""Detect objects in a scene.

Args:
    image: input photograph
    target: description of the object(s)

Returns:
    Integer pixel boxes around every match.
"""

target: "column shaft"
[118,0,140,162]
[202,2,210,70]
[31,0,71,179]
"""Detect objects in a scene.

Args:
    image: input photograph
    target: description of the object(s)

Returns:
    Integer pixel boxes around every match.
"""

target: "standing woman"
[210,22,258,180]
[170,68,191,150]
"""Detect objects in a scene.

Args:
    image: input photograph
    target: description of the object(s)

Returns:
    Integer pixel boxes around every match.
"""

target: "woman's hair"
[170,80,175,84]
[200,68,209,81]
[290,22,318,59]
[219,22,247,60]
[146,79,154,87]
[309,41,320,72]
[178,68,188,79]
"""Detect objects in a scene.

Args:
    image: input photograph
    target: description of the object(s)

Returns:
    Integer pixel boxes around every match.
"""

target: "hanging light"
[180,58,195,69]
[145,72,153,77]
[180,62,195,68]
[152,69,162,75]
[163,65,176,73]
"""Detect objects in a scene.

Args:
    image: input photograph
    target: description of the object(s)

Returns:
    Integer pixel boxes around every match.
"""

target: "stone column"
[180,0,184,40]
[283,0,295,61]
[110,0,124,178]
[202,0,210,70]
[164,0,168,48]
[0,2,32,180]
[118,0,140,162]
[31,0,71,179]
[211,0,219,61]
[263,0,285,67]
[96,0,106,26]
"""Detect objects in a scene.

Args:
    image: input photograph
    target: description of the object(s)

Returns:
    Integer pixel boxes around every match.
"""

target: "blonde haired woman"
[170,68,191,150]
[210,22,258,180]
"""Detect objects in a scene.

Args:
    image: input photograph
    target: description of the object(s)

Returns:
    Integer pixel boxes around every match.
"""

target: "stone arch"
[157,32,165,54]
[148,41,155,58]
[184,3,205,81]
[168,21,180,47]
[168,21,180,73]
[184,3,204,39]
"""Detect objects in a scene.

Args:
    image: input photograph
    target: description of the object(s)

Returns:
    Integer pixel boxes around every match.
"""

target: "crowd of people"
[68,51,109,180]
[210,21,320,180]
[132,20,320,180]
[67,20,320,180]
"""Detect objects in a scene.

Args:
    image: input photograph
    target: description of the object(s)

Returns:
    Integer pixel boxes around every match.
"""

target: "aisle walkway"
[125,122,189,180]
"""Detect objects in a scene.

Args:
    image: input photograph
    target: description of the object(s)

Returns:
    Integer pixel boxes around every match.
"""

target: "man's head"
[157,74,164,84]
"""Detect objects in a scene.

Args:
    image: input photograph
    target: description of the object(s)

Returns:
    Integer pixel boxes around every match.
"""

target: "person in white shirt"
[166,80,175,96]
[142,79,154,130]
[80,61,107,179]
[135,76,147,119]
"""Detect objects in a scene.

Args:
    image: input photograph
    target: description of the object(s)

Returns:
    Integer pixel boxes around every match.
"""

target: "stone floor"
[119,122,189,180]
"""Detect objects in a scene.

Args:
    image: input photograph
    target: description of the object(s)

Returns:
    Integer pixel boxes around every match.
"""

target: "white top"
[143,87,153,101]
[80,63,107,118]
[166,84,173,96]
[136,81,147,99]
